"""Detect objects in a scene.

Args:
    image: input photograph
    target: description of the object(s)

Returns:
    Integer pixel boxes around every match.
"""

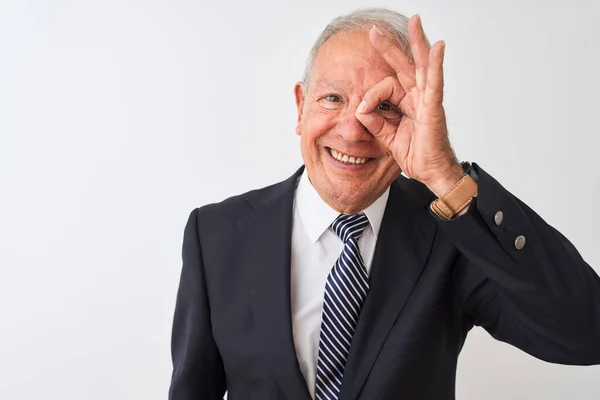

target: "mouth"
[326,147,374,166]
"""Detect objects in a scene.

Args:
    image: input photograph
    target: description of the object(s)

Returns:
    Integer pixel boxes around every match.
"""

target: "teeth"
[328,148,368,165]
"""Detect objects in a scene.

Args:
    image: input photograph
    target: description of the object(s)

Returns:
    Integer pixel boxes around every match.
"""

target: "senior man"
[169,8,600,400]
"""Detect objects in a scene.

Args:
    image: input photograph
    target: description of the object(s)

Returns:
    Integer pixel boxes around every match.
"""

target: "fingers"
[408,15,431,92]
[355,77,406,146]
[357,76,406,114]
[355,110,398,150]
[425,41,445,107]
[369,26,416,90]
[368,15,445,111]
[369,15,433,94]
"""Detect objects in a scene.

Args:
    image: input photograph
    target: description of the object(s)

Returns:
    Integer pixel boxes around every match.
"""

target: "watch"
[429,162,479,220]
[460,161,479,183]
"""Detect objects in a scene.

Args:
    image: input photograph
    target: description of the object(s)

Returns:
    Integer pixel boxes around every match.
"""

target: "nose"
[337,112,373,143]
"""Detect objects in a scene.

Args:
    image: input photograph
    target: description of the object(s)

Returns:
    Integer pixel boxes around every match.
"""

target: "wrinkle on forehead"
[314,79,348,91]
[311,30,396,94]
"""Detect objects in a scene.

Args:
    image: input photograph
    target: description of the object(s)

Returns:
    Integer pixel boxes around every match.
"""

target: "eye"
[325,94,342,103]
[376,101,403,123]
[319,94,344,110]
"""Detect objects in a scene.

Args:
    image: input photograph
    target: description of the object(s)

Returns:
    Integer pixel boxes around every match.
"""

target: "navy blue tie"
[315,213,370,400]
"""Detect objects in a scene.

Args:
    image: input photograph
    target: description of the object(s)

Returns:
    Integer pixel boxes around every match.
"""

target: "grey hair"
[301,8,421,90]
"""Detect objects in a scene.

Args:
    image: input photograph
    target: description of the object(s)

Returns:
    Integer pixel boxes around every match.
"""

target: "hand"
[355,15,463,198]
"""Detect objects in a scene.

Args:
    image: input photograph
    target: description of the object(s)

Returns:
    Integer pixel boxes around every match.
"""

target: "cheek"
[302,109,335,145]
[379,157,402,181]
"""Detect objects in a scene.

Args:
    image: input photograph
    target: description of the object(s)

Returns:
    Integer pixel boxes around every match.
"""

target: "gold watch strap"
[430,174,478,220]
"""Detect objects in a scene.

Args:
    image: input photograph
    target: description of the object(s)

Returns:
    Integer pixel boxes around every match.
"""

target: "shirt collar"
[294,169,390,244]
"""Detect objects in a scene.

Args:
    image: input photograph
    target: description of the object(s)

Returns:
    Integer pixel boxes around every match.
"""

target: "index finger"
[369,25,416,90]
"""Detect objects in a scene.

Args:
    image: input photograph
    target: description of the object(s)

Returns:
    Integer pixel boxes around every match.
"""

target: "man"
[169,8,600,400]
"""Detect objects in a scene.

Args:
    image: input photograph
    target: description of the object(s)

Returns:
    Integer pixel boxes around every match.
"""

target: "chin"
[327,181,373,208]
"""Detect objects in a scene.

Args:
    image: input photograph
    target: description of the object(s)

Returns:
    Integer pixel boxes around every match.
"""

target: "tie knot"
[332,213,369,243]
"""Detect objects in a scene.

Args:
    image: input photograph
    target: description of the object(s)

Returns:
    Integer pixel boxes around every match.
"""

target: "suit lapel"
[238,167,311,400]
[339,176,437,400]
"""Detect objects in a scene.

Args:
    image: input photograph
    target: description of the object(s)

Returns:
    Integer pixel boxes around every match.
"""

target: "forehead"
[310,29,396,91]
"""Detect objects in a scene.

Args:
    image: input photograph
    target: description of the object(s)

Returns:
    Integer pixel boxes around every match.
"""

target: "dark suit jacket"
[169,164,600,400]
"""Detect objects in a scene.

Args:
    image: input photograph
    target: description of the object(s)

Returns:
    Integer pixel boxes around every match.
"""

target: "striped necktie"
[315,213,370,400]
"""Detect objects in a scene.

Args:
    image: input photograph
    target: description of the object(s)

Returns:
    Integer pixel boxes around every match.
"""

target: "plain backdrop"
[1,0,599,399]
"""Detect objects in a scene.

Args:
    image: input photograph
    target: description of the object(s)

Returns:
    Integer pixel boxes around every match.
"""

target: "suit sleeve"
[169,208,227,399]
[438,163,600,365]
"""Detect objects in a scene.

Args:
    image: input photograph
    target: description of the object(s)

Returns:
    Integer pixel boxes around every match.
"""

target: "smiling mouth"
[327,147,373,165]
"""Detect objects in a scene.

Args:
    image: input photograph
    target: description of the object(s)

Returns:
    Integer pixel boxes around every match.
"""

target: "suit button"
[515,235,526,250]
[494,211,504,226]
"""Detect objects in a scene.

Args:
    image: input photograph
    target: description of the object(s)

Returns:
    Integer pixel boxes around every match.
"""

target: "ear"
[294,81,305,136]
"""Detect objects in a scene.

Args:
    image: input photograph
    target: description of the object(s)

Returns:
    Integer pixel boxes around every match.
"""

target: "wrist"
[426,163,464,198]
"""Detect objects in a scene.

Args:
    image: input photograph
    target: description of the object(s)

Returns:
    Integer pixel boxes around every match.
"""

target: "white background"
[1,0,599,399]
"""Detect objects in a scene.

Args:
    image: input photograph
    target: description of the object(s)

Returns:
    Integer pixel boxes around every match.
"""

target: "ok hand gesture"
[355,15,463,197]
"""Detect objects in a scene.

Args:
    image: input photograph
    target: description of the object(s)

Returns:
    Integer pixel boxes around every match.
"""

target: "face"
[294,29,402,214]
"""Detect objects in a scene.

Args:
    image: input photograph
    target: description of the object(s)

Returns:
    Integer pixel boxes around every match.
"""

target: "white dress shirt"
[290,170,390,398]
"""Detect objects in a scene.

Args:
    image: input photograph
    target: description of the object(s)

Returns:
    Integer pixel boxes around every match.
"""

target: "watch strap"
[430,173,478,219]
